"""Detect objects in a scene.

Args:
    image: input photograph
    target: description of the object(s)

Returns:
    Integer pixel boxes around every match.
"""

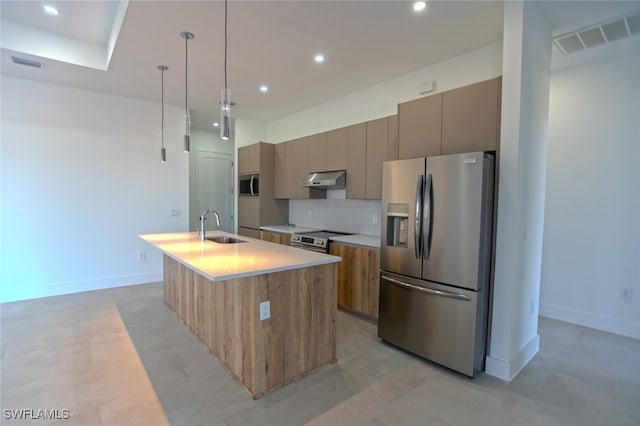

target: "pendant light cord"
[185,36,188,115]
[161,68,165,148]
[224,0,228,91]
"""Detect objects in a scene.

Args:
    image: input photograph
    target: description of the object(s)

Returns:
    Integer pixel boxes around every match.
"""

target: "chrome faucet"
[198,209,221,240]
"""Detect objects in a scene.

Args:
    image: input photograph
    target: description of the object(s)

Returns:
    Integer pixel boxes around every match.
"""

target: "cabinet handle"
[414,175,424,260]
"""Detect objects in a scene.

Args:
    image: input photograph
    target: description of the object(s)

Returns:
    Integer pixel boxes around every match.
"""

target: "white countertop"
[139,231,340,282]
[329,234,381,249]
[260,225,320,234]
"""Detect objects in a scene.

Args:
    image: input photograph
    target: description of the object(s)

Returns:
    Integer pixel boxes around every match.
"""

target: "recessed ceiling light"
[43,4,60,16]
[314,54,325,64]
[413,1,427,12]
[259,85,268,93]
[212,122,219,127]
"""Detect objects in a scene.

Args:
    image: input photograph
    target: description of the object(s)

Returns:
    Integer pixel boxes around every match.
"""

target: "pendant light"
[157,65,168,163]
[181,31,194,153]
[220,0,234,141]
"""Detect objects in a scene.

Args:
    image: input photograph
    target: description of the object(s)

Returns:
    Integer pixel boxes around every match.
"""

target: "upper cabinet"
[308,132,328,172]
[441,77,501,155]
[274,142,286,199]
[295,137,312,199]
[327,127,348,171]
[346,123,367,199]
[398,93,442,159]
[238,143,261,174]
[387,115,398,161]
[365,117,390,200]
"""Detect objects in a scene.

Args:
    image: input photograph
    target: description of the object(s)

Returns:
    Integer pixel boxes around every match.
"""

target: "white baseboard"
[0,272,163,303]
[540,302,640,340]
[485,333,540,382]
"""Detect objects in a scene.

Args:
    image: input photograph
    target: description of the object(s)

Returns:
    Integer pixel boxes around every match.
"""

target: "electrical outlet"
[307,210,312,219]
[169,208,182,217]
[138,251,146,261]
[530,300,535,315]
[259,301,270,320]
[371,214,378,224]
[621,288,633,301]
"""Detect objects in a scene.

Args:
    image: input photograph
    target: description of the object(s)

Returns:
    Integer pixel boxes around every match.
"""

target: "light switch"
[259,301,270,320]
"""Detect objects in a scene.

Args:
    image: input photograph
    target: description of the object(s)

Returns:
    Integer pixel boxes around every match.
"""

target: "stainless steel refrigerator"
[378,151,494,377]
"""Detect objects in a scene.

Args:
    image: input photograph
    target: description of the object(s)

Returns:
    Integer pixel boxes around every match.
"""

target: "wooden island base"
[163,254,338,399]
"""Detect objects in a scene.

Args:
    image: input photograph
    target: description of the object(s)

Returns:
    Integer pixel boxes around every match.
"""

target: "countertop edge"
[329,234,381,249]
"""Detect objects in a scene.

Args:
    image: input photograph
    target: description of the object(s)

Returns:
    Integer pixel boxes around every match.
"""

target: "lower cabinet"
[329,242,380,319]
[238,226,260,239]
[259,230,291,245]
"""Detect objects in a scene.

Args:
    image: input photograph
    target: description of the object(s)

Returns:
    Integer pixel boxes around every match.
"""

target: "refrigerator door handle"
[423,174,433,259]
[414,175,424,259]
[382,275,471,301]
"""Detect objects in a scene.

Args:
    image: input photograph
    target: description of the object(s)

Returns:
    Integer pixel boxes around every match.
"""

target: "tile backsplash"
[289,196,382,236]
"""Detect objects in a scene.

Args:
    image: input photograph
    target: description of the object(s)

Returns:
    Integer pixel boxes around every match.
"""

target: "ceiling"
[1,1,639,130]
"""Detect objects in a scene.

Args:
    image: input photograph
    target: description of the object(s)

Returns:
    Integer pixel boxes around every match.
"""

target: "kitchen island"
[139,231,340,399]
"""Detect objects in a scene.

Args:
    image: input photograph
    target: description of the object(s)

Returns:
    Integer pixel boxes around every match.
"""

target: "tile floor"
[1,282,639,425]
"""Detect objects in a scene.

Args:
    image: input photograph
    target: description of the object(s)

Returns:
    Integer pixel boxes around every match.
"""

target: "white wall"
[0,76,188,302]
[486,1,552,382]
[540,46,640,339]
[268,42,503,236]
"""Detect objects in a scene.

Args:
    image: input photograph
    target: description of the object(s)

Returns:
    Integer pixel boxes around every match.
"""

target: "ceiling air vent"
[553,11,640,55]
[11,56,43,69]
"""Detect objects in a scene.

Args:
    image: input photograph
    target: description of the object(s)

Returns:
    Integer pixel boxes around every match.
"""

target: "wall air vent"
[11,56,43,69]
[553,11,640,55]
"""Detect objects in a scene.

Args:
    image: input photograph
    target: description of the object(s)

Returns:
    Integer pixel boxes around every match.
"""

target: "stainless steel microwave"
[239,174,259,196]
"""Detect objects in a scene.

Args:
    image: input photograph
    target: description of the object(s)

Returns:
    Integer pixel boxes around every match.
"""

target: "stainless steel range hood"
[300,170,346,188]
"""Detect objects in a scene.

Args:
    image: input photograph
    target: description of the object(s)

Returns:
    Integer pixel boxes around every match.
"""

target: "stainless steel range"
[290,231,350,253]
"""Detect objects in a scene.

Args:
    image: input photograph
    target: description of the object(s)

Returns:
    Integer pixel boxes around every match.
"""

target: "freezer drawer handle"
[382,275,471,301]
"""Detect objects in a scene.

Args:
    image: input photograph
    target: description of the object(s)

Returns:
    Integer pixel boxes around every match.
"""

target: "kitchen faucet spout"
[198,209,221,240]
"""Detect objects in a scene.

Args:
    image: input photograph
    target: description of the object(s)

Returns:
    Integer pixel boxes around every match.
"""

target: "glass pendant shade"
[220,88,231,140]
[161,147,167,163]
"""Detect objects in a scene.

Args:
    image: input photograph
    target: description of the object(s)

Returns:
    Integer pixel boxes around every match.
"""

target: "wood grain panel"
[259,230,291,245]
[330,243,380,319]
[163,255,336,399]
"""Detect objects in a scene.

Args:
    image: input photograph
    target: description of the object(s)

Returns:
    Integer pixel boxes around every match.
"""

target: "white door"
[194,150,233,232]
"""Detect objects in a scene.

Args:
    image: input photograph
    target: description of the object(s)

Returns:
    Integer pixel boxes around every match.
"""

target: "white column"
[486,0,552,381]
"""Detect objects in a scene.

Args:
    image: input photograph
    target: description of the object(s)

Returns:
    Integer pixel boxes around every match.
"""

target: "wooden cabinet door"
[295,137,311,199]
[330,243,380,319]
[248,143,261,172]
[398,93,442,159]
[308,132,328,172]
[327,127,347,171]
[387,114,398,161]
[365,117,388,200]
[238,146,250,174]
[260,230,292,245]
[441,77,501,155]
[346,123,366,199]
[274,143,286,199]
[238,197,260,228]
[284,140,298,198]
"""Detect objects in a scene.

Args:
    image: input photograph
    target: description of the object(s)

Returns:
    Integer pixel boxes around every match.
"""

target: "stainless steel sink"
[205,236,246,244]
